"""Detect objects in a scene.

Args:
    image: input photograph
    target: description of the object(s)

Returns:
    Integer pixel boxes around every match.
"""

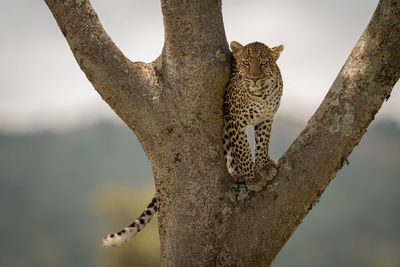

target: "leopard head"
[230,41,283,96]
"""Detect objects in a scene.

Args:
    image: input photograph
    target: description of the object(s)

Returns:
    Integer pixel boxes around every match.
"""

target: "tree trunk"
[44,0,400,266]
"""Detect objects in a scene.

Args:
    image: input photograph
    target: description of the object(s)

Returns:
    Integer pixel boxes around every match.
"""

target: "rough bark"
[44,0,400,266]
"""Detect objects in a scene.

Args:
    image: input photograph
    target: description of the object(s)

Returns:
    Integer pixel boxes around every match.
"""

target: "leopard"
[223,41,284,192]
[102,40,283,247]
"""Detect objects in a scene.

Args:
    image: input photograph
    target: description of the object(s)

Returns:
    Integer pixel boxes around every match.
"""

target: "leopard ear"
[230,41,244,59]
[270,45,284,60]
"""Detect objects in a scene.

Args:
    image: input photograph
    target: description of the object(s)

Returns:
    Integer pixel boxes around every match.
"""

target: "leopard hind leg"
[223,121,242,182]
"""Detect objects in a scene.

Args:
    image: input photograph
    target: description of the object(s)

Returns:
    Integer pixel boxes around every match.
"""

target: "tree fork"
[44,0,399,266]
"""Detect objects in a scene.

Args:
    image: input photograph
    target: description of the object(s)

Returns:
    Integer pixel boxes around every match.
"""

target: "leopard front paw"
[244,176,267,192]
[255,158,278,182]
[230,172,244,183]
[245,159,279,192]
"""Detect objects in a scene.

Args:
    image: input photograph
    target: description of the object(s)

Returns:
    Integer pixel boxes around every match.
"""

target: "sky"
[0,0,398,133]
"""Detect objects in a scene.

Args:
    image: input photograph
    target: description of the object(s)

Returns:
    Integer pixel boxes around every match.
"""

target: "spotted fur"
[223,41,283,192]
[102,195,158,248]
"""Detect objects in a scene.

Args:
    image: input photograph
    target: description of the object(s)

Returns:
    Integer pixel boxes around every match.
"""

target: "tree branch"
[44,0,160,138]
[221,0,400,265]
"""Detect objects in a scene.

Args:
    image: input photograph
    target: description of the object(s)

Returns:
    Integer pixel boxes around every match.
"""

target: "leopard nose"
[250,77,259,83]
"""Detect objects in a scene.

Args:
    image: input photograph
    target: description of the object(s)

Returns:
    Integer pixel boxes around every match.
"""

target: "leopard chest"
[239,94,281,126]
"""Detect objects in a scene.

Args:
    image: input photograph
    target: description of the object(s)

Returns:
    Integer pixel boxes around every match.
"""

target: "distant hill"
[0,117,399,267]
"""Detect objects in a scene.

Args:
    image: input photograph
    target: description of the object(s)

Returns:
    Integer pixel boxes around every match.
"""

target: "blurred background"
[0,0,399,266]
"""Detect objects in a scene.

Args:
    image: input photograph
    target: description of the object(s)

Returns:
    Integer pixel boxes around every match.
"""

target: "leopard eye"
[242,60,250,66]
[260,60,267,66]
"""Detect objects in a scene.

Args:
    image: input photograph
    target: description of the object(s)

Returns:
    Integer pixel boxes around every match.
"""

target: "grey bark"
[44,0,400,266]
